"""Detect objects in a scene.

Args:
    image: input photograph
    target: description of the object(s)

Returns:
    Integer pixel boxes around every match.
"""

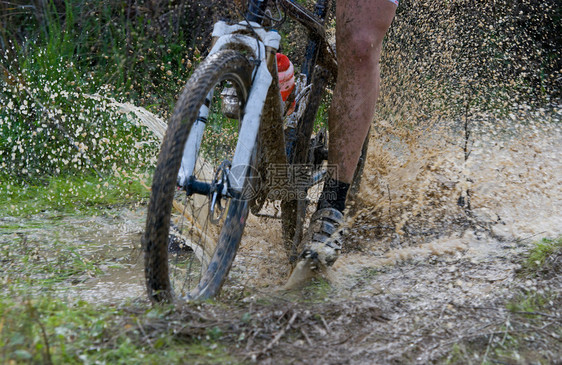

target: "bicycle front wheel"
[143,50,254,303]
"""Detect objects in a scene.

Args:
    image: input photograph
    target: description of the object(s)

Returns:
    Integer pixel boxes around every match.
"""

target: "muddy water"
[8,116,559,305]
[71,262,145,304]
[232,115,562,296]
[1,207,147,303]
[60,208,147,303]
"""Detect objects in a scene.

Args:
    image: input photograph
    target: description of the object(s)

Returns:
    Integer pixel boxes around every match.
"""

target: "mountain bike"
[142,0,367,303]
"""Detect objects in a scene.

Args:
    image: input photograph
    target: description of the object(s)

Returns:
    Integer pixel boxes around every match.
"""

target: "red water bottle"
[277,53,296,115]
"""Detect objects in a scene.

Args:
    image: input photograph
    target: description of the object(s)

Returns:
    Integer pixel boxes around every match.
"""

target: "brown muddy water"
[4,114,559,307]
[246,115,561,294]
[1,207,146,303]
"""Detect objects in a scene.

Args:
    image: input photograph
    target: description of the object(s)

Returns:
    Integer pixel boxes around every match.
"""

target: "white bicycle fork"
[177,21,281,194]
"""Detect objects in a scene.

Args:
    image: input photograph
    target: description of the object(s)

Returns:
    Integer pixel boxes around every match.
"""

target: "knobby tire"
[143,50,253,303]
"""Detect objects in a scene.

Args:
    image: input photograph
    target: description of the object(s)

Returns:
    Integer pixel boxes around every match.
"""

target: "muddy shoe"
[300,208,344,269]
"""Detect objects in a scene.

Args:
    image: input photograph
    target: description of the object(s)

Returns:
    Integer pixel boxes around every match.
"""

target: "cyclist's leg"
[302,0,397,267]
[320,0,397,209]
[328,0,397,185]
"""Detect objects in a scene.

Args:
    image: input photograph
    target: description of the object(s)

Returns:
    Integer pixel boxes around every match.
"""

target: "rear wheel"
[280,68,370,263]
[280,66,330,263]
[143,50,254,303]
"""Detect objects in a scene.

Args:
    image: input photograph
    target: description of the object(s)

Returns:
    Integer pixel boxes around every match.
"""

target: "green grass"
[520,237,562,276]
[443,289,560,365]
[0,189,240,364]
[300,277,333,303]
[0,172,151,217]
[1,233,102,287]
[506,291,551,316]
[493,291,560,364]
[1,0,223,112]
[0,295,238,364]
[0,240,239,363]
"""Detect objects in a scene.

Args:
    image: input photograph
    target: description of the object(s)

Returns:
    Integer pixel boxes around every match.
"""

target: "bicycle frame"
[249,0,336,78]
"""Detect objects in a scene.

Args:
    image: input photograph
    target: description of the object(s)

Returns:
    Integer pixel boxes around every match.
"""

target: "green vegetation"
[443,291,561,365]
[0,0,228,185]
[300,277,333,303]
[0,295,237,364]
[520,236,562,276]
[506,291,551,315]
[0,52,159,182]
[1,206,128,288]
[0,198,239,364]
[0,173,151,217]
[0,0,217,109]
[485,290,561,364]
[1,233,101,286]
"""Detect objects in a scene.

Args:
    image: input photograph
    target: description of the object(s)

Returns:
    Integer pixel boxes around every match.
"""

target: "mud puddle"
[7,117,559,306]
[0,206,147,303]
[69,259,145,304]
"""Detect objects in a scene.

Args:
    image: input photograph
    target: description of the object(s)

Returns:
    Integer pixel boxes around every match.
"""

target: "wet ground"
[0,208,146,303]
[2,117,561,363]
